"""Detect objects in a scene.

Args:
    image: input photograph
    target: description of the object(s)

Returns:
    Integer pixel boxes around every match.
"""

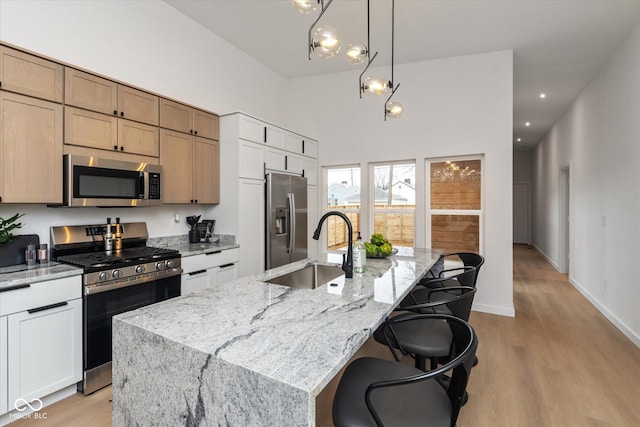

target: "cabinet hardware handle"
[194,199,198,203]
[113,145,118,150]
[302,140,305,153]
[120,146,124,151]
[285,155,288,170]
[0,283,31,293]
[28,301,68,314]
[219,263,235,269]
[263,127,267,143]
[188,269,207,276]
[190,199,194,203]
[194,130,198,135]
[206,250,222,255]
[120,111,124,117]
[0,81,2,87]
[302,169,305,177]
[113,110,118,115]
[190,129,193,134]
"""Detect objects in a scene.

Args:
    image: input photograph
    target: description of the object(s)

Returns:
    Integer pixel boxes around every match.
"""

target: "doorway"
[559,166,571,274]
[513,182,530,244]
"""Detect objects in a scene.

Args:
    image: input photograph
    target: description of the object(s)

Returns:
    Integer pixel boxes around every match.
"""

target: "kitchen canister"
[38,243,49,264]
[25,243,37,267]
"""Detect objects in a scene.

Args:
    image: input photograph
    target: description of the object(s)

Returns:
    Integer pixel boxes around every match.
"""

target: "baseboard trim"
[531,244,560,271]
[0,384,77,426]
[568,277,640,348]
[472,302,515,318]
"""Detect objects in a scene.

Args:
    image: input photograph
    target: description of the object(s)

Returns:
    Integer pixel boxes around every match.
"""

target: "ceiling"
[164,0,640,150]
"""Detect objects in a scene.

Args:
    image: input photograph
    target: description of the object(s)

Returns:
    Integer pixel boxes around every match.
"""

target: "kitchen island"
[112,248,442,426]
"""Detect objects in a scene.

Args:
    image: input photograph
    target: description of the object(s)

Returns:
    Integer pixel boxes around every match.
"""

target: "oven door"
[81,275,180,394]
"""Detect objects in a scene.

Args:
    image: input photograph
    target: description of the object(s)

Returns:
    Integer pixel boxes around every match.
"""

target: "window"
[371,162,415,247]
[427,157,483,254]
[325,166,361,250]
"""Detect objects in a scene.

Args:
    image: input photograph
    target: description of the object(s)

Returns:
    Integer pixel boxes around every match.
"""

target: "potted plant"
[0,212,24,244]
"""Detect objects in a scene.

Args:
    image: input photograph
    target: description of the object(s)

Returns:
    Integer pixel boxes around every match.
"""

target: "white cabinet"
[181,249,239,296]
[0,316,7,416]
[8,299,82,405]
[0,275,82,415]
[238,178,265,277]
[219,112,318,277]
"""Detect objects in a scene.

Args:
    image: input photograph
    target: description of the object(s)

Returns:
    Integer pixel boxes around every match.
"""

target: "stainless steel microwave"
[63,155,162,207]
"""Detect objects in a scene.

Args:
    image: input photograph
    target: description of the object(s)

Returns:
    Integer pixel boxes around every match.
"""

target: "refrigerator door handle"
[288,192,296,254]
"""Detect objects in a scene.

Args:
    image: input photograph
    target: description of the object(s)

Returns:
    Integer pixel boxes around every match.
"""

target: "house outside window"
[371,162,416,247]
[427,157,483,254]
[325,166,361,250]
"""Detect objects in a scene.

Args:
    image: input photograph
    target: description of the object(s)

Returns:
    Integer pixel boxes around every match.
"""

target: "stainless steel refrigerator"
[266,172,308,269]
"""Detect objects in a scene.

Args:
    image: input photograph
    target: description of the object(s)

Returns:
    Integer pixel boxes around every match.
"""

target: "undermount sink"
[265,263,345,290]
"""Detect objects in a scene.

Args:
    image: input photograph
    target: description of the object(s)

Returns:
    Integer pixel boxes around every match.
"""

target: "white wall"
[532,22,640,345]
[514,150,533,182]
[0,0,287,240]
[285,51,515,317]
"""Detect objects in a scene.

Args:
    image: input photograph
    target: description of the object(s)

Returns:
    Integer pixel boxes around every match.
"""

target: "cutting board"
[0,234,40,267]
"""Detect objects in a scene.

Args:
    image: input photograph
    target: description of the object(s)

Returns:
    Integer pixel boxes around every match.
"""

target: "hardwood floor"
[9,245,640,426]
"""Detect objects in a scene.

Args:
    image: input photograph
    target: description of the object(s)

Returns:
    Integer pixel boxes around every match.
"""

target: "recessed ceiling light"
[525,122,531,127]
[539,93,546,99]
[516,138,522,142]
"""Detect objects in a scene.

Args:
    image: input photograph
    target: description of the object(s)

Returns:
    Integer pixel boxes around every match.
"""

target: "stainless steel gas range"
[51,222,182,395]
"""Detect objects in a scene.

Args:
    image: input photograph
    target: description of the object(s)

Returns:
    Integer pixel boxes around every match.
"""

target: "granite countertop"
[0,262,83,289]
[113,247,442,426]
[147,234,238,257]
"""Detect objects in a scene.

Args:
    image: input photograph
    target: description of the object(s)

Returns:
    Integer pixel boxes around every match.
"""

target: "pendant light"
[306,0,341,60]
[293,0,318,15]
[384,0,403,120]
[359,0,385,98]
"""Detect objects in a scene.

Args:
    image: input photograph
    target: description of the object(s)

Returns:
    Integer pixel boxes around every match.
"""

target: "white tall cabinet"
[218,113,319,277]
[0,315,7,416]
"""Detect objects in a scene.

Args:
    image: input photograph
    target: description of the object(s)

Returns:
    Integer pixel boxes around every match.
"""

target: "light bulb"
[311,26,341,58]
[293,0,317,14]
[386,101,404,118]
[362,76,389,96]
[345,42,367,64]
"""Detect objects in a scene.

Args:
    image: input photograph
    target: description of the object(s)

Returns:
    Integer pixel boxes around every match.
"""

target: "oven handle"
[84,268,182,295]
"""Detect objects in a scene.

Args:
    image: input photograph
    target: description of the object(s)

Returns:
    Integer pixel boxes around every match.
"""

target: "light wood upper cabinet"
[193,137,219,204]
[118,85,158,126]
[65,106,158,157]
[65,68,117,114]
[160,129,219,204]
[160,129,194,204]
[160,98,219,140]
[0,92,62,203]
[0,46,63,103]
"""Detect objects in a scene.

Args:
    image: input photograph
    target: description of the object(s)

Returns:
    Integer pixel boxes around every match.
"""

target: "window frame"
[425,155,484,255]
[322,164,363,252]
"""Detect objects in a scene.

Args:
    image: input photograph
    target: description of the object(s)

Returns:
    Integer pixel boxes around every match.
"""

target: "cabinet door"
[118,119,159,157]
[182,271,209,296]
[265,125,284,149]
[238,140,264,180]
[238,115,265,143]
[64,67,118,115]
[193,109,219,140]
[238,179,265,277]
[117,85,159,126]
[209,263,237,287]
[284,132,303,154]
[64,106,118,151]
[159,98,192,134]
[193,137,219,204]
[7,299,82,405]
[265,148,286,172]
[0,92,63,203]
[285,153,303,174]
[302,157,318,186]
[0,46,63,102]
[302,139,318,158]
[160,129,193,203]
[1,316,7,416]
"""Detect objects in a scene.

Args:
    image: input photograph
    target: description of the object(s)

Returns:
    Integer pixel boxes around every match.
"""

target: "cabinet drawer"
[0,46,63,102]
[0,276,82,316]
[182,248,239,273]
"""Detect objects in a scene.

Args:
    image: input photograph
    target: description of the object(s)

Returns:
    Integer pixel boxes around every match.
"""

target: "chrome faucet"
[313,211,353,279]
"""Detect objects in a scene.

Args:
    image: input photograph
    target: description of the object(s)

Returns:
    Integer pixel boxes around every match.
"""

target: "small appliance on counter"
[186,215,201,243]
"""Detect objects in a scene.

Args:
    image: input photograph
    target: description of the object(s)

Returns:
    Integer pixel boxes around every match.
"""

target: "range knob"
[155,261,165,270]
[135,265,145,274]
[98,272,108,281]
[112,270,121,279]
[166,260,175,269]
